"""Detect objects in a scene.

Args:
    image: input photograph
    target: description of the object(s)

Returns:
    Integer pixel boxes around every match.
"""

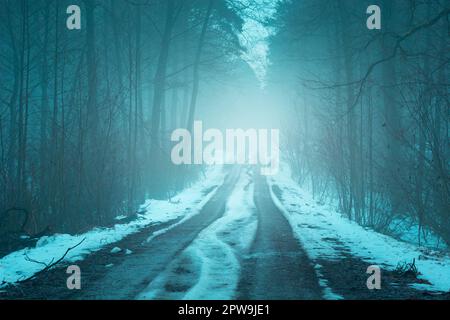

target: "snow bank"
[269,165,450,293]
[0,166,225,288]
[138,169,257,300]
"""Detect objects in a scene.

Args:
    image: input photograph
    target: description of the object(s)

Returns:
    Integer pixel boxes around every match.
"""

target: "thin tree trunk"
[151,0,175,149]
[186,0,214,131]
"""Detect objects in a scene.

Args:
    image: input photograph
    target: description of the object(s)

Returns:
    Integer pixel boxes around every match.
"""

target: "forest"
[0,0,449,300]
[269,0,449,245]
[0,0,257,236]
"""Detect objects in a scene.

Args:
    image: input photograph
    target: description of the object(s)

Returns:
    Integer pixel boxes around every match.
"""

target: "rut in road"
[74,167,241,299]
[238,172,323,299]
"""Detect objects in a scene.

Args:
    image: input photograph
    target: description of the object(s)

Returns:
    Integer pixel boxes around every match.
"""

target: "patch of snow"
[125,249,133,255]
[0,166,225,288]
[145,181,220,243]
[184,171,257,300]
[138,169,257,300]
[387,217,447,251]
[110,247,122,254]
[314,264,343,300]
[269,164,450,293]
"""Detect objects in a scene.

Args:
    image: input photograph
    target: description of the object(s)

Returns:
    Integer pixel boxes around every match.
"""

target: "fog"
[0,0,448,249]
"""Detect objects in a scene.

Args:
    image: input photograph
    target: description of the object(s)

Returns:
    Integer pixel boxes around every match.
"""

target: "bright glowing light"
[235,0,279,87]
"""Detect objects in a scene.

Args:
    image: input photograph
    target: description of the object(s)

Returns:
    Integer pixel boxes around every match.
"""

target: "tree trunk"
[151,0,175,149]
[186,0,214,131]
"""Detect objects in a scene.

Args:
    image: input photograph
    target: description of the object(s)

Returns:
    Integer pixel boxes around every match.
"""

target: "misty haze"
[0,0,449,301]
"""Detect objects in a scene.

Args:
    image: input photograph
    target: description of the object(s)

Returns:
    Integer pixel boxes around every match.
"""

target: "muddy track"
[268,182,450,300]
[3,166,445,300]
[237,173,323,299]
[75,167,241,299]
[0,168,240,300]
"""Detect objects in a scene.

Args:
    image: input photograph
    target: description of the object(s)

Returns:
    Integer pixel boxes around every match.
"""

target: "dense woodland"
[268,0,449,245]
[0,0,449,249]
[0,0,256,236]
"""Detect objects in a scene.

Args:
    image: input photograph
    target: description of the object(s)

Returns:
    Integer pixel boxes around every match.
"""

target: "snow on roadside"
[314,264,343,300]
[387,217,447,251]
[269,165,450,294]
[0,166,225,288]
[138,169,257,300]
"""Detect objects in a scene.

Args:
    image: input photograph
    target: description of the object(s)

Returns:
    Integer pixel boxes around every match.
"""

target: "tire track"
[238,172,323,299]
[137,168,257,300]
[74,167,242,299]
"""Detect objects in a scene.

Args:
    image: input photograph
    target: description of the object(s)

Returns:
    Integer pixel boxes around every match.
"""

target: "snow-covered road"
[138,168,257,300]
[1,165,449,300]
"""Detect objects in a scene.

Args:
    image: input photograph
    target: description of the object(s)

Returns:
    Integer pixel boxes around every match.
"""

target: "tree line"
[0,0,248,235]
[268,0,449,245]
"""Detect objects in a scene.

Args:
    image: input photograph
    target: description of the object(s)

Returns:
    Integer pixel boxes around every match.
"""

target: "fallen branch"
[17,238,86,284]
[24,254,53,268]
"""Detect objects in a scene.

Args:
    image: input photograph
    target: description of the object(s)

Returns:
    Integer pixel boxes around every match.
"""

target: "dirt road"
[1,166,446,300]
[237,173,322,299]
